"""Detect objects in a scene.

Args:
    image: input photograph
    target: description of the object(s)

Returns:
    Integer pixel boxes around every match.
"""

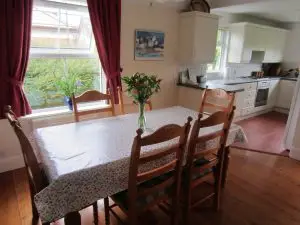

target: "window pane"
[24,58,103,109]
[207,30,227,73]
[31,4,94,55]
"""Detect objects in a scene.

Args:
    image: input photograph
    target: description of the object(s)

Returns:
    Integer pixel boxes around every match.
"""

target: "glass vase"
[138,102,146,131]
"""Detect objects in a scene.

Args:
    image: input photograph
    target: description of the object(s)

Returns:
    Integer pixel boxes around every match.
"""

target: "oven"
[255,80,270,107]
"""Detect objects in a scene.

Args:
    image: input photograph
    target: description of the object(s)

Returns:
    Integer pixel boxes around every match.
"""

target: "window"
[207,29,230,73]
[24,0,105,110]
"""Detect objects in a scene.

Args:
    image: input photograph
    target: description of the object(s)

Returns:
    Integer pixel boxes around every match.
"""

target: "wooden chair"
[199,87,235,115]
[183,107,235,225]
[104,117,193,225]
[117,86,152,115]
[4,106,99,225]
[72,90,116,122]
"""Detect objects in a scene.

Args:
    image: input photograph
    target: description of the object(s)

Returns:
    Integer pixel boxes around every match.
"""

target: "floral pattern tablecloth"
[32,106,246,223]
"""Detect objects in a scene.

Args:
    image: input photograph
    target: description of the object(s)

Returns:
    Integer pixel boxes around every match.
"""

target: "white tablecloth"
[33,106,246,223]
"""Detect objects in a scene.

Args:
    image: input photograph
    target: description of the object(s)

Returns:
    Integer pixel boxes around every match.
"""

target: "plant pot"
[64,96,73,111]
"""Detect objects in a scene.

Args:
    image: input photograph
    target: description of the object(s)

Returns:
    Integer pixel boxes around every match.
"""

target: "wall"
[282,23,300,69]
[282,22,300,160]
[0,120,25,172]
[121,2,179,109]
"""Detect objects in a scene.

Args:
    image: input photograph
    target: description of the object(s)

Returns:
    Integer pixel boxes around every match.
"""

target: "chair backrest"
[199,87,235,114]
[128,117,192,211]
[72,89,116,122]
[117,86,152,115]
[186,107,235,187]
[4,106,47,195]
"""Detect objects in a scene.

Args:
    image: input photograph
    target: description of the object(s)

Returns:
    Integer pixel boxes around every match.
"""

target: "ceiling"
[212,0,300,23]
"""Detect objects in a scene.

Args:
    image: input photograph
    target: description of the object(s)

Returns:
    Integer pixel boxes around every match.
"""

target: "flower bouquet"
[122,72,162,131]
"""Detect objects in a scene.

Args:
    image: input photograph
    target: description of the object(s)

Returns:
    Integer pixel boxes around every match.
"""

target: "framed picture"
[135,29,165,61]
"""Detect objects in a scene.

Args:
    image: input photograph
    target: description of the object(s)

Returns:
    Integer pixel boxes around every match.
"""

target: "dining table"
[32,106,246,224]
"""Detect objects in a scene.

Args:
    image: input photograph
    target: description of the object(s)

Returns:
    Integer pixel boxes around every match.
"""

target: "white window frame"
[207,29,230,75]
[27,0,106,113]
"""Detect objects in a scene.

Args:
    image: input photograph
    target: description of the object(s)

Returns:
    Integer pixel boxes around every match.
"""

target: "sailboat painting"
[135,30,165,60]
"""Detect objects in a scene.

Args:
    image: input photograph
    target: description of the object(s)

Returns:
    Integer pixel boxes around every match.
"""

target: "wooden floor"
[232,111,289,156]
[1,149,300,225]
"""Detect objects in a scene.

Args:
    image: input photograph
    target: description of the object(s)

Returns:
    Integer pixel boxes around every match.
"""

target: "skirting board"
[0,154,24,173]
[273,107,290,115]
[233,108,273,122]
[289,146,300,161]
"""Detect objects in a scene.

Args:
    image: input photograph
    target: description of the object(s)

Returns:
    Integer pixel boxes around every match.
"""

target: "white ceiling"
[212,0,300,23]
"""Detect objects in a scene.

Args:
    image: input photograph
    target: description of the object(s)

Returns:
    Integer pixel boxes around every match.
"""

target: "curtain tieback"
[0,77,23,87]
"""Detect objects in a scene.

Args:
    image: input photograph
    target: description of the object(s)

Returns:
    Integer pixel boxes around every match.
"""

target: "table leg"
[222,146,230,188]
[65,211,81,225]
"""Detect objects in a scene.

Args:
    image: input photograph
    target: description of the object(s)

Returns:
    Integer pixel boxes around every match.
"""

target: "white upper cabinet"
[263,29,287,63]
[228,23,288,63]
[179,12,219,65]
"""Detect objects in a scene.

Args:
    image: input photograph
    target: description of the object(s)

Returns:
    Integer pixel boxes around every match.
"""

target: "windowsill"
[26,102,110,119]
[206,71,222,74]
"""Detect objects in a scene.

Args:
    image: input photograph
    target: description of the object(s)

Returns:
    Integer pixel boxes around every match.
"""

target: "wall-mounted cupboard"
[179,12,219,65]
[228,22,288,63]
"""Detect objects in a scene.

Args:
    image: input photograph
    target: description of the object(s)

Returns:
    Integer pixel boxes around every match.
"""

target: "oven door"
[255,88,269,107]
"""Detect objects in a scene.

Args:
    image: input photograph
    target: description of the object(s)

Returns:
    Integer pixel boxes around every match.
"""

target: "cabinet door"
[276,80,296,109]
[264,29,287,63]
[244,25,267,50]
[267,80,280,107]
[179,16,194,64]
[193,16,218,63]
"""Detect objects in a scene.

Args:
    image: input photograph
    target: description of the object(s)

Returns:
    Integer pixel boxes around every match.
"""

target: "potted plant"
[56,70,83,111]
[122,72,161,131]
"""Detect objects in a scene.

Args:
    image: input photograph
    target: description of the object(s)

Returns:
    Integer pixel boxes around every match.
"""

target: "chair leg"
[93,201,99,225]
[65,211,81,225]
[32,203,39,225]
[104,197,110,225]
[183,202,191,225]
[183,189,192,225]
[222,146,230,188]
[171,197,180,225]
[213,166,222,211]
[128,212,138,225]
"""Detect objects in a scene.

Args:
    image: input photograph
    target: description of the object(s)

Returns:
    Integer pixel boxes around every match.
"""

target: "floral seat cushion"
[183,158,214,182]
[111,171,174,211]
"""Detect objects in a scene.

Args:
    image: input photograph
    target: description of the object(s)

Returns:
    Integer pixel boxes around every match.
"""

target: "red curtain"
[0,0,33,118]
[87,0,122,103]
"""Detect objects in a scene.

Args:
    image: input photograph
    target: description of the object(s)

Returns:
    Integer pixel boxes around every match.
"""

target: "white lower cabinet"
[234,82,257,117]
[276,80,296,109]
[177,86,203,111]
[266,79,280,108]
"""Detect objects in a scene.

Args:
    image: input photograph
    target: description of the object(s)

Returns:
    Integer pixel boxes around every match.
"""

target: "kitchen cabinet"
[179,12,219,65]
[228,23,288,63]
[177,86,204,111]
[276,80,296,109]
[263,29,287,63]
[234,82,257,117]
[267,79,280,108]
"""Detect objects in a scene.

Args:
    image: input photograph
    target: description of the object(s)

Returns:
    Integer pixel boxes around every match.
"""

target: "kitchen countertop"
[177,81,245,92]
[178,76,298,92]
[217,77,297,85]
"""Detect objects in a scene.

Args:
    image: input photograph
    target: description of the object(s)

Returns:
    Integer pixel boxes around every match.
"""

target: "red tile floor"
[232,111,290,156]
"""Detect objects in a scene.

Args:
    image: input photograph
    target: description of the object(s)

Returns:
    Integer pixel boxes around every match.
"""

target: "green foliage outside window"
[207,30,225,72]
[24,58,101,109]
